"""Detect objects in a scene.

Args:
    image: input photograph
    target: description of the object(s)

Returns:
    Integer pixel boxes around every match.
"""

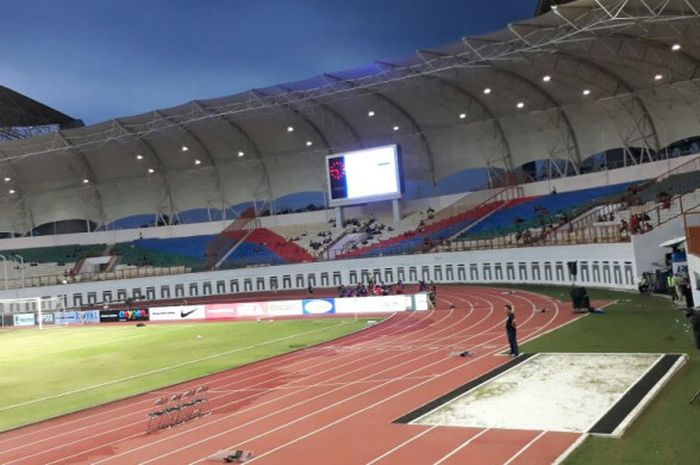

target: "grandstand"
[0,0,696,305]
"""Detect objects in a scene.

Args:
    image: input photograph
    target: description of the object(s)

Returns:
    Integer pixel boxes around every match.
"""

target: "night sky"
[0,0,536,124]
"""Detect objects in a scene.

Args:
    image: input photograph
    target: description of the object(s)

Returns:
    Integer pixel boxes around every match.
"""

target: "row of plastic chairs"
[146,385,210,432]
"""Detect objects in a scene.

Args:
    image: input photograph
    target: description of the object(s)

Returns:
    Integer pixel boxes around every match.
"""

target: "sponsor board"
[204,300,303,320]
[302,298,335,315]
[13,313,36,327]
[41,313,55,325]
[149,305,205,321]
[54,310,100,325]
[414,292,429,311]
[335,295,415,314]
[267,300,303,317]
[204,302,266,319]
[100,308,150,323]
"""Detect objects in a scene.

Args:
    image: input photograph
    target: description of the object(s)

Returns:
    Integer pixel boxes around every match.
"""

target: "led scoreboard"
[325,145,403,207]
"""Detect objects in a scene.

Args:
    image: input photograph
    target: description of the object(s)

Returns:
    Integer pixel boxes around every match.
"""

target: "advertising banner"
[267,300,303,317]
[334,295,415,314]
[204,300,303,320]
[149,305,205,321]
[413,293,429,311]
[54,310,100,325]
[99,308,150,323]
[13,313,36,327]
[41,312,55,325]
[302,298,336,315]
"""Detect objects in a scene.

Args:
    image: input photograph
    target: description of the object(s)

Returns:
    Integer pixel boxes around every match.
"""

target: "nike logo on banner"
[180,308,197,318]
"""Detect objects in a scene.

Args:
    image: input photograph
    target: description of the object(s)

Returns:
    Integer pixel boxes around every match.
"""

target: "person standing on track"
[505,304,519,357]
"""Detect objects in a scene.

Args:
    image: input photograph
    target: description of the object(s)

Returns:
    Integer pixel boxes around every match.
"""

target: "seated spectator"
[619,219,629,233]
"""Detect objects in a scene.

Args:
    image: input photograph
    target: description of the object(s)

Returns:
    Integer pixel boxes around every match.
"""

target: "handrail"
[545,155,700,237]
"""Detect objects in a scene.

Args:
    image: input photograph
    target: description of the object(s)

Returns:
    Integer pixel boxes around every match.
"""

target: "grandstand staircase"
[245,228,315,263]
[206,209,257,270]
[213,229,254,268]
[437,186,524,240]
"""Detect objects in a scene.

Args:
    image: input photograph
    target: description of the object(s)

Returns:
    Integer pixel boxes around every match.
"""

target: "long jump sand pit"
[410,353,685,436]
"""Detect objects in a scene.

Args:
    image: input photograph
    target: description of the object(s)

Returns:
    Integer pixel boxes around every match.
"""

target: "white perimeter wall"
[0,242,637,308]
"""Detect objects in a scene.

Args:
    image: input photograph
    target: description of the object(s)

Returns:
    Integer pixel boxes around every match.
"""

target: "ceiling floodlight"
[287,126,294,132]
[459,113,467,119]
[181,145,189,152]
[83,178,90,184]
[8,189,15,194]
[368,110,375,117]
[671,43,681,52]
[654,73,663,81]
[392,125,400,131]
[542,75,551,82]
[194,159,201,165]
[516,101,525,109]
[306,140,313,147]
[3,177,10,182]
[136,154,144,160]
[238,151,245,157]
[148,168,155,174]
[483,87,492,95]
[582,89,591,96]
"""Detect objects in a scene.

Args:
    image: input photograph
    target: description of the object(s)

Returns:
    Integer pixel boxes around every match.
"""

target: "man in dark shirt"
[505,304,519,357]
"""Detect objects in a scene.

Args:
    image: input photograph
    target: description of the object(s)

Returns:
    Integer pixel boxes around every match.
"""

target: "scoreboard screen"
[326,145,402,207]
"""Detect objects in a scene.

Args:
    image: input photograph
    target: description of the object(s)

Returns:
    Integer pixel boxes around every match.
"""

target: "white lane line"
[432,429,490,465]
[364,425,438,465]
[503,430,548,465]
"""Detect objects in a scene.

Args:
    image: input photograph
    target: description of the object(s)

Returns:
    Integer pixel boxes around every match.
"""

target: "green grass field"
[503,285,700,465]
[0,318,369,432]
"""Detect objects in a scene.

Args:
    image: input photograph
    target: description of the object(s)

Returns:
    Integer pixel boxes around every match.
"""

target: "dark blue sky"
[1,0,535,124]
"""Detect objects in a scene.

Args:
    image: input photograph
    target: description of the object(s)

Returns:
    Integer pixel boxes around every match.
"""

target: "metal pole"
[14,255,24,288]
[0,255,6,291]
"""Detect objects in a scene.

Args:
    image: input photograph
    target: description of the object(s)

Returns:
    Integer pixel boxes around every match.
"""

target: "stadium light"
[287,126,294,133]
[483,87,492,95]
[194,159,201,165]
[516,102,525,109]
[392,125,400,131]
[136,154,144,160]
[542,75,552,82]
[459,113,467,119]
[368,110,375,117]
[83,178,89,184]
[148,168,155,174]
[3,177,10,182]
[551,4,557,10]
[181,145,189,152]
[305,140,313,147]
[582,89,591,96]
[238,151,245,157]
[654,73,664,81]
[671,43,681,52]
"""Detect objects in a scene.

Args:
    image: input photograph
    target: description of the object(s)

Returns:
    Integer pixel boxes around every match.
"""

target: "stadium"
[1,0,699,463]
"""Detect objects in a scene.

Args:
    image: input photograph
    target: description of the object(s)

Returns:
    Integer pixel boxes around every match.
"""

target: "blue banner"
[302,298,336,315]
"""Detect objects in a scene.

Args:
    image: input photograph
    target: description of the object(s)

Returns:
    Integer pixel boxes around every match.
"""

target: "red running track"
[0,286,588,465]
